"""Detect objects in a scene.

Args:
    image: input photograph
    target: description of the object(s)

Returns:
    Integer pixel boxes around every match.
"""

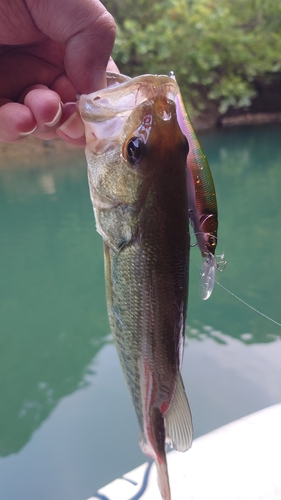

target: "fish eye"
[207,235,217,251]
[126,137,143,165]
[209,236,216,246]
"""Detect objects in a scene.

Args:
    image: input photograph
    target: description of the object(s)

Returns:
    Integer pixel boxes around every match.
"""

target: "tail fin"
[155,456,171,500]
[139,433,171,500]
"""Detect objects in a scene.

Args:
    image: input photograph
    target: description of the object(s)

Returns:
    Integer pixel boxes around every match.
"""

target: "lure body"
[170,72,219,299]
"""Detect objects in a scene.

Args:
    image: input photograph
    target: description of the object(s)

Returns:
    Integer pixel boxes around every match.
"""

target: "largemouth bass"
[78,74,193,500]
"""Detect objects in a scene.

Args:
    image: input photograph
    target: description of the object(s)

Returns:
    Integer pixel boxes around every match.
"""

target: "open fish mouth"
[78,74,182,160]
[79,73,180,119]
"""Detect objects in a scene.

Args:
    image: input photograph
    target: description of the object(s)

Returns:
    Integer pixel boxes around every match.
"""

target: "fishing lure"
[170,71,225,300]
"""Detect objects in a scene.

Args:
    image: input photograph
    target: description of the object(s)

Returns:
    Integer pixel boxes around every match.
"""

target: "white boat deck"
[87,403,281,500]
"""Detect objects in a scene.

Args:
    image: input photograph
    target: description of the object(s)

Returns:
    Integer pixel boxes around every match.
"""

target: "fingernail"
[44,102,62,127]
[19,124,37,137]
[93,69,106,90]
[58,111,84,139]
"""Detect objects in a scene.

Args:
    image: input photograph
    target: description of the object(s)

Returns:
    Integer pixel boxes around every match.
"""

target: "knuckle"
[93,10,116,46]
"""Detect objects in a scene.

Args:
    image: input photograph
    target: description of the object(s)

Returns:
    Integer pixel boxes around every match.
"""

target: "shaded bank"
[192,74,281,129]
[0,137,80,168]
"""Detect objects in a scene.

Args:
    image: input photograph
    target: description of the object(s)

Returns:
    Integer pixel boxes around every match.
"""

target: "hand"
[0,0,117,146]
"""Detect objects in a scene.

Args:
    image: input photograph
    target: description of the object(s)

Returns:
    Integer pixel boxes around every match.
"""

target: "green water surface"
[0,124,281,500]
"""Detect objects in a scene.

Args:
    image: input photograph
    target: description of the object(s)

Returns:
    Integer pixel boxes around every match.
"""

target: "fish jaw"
[78,73,180,150]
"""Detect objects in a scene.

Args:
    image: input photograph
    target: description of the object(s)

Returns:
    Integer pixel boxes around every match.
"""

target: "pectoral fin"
[164,374,193,452]
[95,205,137,253]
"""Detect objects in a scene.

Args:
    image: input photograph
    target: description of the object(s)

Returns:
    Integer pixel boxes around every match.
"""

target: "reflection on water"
[0,125,281,500]
[0,151,109,457]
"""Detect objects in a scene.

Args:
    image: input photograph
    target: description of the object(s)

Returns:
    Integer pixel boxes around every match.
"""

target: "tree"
[105,0,281,116]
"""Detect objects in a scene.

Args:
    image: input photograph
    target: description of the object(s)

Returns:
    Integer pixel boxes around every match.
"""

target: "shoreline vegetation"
[106,0,281,129]
[1,109,281,162]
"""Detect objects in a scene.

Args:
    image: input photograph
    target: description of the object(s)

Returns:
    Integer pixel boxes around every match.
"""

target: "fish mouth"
[78,73,180,123]
[78,73,181,153]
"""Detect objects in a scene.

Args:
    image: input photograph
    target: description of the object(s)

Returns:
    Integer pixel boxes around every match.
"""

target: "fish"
[169,71,222,300]
[78,73,193,500]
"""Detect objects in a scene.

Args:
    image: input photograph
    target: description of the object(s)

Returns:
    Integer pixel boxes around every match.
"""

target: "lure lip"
[199,253,216,300]
[199,249,227,300]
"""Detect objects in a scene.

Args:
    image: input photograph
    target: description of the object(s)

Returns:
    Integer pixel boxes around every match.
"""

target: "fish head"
[122,92,189,177]
[78,74,189,251]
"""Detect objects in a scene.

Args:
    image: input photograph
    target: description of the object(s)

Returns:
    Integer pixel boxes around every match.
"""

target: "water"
[0,124,281,500]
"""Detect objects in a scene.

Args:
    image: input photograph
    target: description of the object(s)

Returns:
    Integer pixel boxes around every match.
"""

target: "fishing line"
[215,281,281,327]
[191,257,281,327]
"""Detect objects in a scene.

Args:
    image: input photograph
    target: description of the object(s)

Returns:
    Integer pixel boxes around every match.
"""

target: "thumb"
[64,8,116,92]
[27,0,116,93]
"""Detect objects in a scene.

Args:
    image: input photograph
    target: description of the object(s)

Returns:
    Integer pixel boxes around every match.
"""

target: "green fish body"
[79,74,193,500]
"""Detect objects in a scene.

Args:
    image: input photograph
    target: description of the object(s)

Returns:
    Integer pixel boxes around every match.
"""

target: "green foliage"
[104,0,281,115]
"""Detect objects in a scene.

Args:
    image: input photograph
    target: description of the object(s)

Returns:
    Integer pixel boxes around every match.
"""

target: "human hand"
[0,0,117,146]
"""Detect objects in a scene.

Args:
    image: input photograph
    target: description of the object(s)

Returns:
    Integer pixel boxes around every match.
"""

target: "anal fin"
[164,374,193,452]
